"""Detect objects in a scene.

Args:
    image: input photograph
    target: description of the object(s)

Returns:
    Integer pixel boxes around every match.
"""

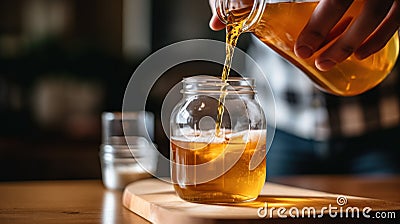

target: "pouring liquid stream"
[215,1,398,103]
[215,18,245,137]
[215,1,399,136]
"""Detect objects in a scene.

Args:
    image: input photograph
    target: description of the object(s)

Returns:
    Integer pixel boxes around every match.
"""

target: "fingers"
[319,17,353,49]
[295,0,354,59]
[295,0,399,71]
[355,1,400,59]
[315,0,394,71]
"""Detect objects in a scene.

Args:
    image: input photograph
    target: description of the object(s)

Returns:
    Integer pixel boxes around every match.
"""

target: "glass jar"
[216,0,399,96]
[170,76,267,203]
[99,140,155,190]
[99,112,158,190]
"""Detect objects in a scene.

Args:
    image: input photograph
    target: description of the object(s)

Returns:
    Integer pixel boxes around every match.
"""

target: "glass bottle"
[170,76,267,203]
[216,0,399,96]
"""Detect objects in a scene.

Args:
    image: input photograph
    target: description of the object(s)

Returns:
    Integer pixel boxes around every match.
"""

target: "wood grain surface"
[0,176,398,224]
[0,180,150,224]
[123,178,400,224]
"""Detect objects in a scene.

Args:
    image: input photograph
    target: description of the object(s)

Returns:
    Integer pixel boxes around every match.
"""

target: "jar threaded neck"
[182,76,256,95]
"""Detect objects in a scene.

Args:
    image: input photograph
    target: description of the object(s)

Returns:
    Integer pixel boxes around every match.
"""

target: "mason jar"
[170,76,267,203]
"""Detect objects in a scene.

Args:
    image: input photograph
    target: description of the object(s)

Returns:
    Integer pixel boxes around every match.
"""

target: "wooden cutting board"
[122,178,400,224]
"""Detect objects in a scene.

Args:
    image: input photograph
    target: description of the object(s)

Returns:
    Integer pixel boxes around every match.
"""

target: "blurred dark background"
[0,0,253,181]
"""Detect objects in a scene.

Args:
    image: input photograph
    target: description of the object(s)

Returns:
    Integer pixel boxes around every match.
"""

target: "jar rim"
[183,75,253,82]
[182,75,256,95]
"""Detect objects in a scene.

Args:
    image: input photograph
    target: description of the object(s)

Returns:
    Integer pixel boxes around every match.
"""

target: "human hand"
[209,0,400,71]
[295,0,400,71]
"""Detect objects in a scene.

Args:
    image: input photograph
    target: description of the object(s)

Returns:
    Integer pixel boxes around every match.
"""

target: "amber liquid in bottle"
[251,0,399,96]
[216,0,399,129]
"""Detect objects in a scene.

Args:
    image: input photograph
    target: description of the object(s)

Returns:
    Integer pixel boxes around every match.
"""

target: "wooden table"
[0,175,399,224]
[270,175,400,203]
[0,180,150,224]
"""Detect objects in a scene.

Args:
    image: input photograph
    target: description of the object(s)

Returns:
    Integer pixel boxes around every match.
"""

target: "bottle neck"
[216,0,266,32]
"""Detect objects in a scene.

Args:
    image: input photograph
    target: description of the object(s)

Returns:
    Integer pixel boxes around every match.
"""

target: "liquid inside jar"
[171,130,266,203]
